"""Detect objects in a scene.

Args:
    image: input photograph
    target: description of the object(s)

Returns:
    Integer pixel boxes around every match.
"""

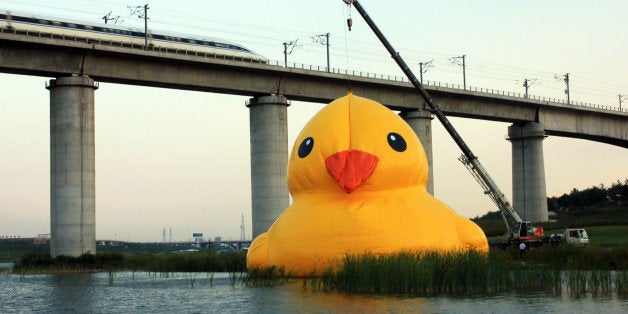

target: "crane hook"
[344,0,354,31]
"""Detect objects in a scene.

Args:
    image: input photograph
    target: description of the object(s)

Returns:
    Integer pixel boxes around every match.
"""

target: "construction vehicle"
[550,228,589,246]
[343,0,544,246]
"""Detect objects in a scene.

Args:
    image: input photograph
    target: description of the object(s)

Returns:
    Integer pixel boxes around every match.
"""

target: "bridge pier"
[400,109,434,195]
[47,76,98,257]
[246,95,290,238]
[507,122,549,222]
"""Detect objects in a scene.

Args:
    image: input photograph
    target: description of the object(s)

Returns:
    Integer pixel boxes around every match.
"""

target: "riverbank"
[7,245,628,296]
[12,251,247,274]
[10,240,627,273]
[246,248,628,296]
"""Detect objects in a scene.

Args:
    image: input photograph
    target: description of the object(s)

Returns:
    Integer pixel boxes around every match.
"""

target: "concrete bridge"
[1,29,626,257]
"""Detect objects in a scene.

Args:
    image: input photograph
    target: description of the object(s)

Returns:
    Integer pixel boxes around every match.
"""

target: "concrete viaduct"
[1,31,626,257]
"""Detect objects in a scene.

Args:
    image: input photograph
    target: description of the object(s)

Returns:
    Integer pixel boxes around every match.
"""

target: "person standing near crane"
[519,241,526,257]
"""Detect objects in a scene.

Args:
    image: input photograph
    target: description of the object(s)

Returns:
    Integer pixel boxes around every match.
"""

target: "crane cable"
[344,0,354,31]
[343,0,354,92]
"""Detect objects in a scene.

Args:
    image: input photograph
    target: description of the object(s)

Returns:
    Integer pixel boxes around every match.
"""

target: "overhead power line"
[449,55,466,90]
[418,59,434,83]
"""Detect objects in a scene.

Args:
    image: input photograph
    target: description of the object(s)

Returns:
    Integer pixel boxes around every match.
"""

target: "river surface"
[0,271,626,313]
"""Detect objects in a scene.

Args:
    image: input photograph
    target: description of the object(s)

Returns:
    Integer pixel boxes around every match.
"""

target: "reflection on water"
[0,272,626,312]
[0,263,13,269]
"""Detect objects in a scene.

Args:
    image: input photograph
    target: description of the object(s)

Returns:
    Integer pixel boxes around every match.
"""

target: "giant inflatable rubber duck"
[247,93,488,276]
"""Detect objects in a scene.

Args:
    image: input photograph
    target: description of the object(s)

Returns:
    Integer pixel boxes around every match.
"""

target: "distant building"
[34,233,50,245]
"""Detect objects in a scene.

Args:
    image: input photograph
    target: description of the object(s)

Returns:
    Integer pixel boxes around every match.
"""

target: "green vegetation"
[0,240,48,263]
[474,179,628,238]
[244,266,295,287]
[12,251,247,273]
[318,250,496,294]
[125,251,246,272]
[247,248,628,296]
[548,179,627,220]
[0,239,222,263]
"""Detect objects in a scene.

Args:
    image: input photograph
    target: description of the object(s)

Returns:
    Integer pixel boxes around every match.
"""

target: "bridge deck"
[1,30,626,147]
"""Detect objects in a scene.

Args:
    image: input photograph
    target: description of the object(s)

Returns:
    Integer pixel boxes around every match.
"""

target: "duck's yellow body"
[247,93,488,276]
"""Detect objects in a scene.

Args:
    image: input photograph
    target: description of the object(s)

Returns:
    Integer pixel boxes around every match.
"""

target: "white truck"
[549,228,589,245]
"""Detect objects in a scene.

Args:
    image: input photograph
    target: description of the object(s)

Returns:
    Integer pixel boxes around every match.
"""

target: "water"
[0,271,626,313]
[0,263,13,269]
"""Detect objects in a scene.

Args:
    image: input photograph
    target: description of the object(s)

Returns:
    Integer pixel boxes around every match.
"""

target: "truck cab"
[550,228,589,245]
[565,228,589,245]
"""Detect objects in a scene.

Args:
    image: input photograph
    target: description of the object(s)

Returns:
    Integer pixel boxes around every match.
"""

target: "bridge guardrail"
[1,27,626,113]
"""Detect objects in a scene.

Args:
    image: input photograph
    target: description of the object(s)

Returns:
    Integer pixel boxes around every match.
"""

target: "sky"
[0,0,627,242]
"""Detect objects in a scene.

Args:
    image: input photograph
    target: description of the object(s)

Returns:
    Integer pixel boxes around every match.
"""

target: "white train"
[0,11,267,63]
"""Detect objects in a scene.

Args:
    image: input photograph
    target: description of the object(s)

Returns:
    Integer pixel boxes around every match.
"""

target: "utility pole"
[326,33,330,72]
[564,73,570,105]
[522,78,537,99]
[282,39,299,67]
[620,94,627,111]
[418,59,433,83]
[312,33,331,72]
[240,213,246,241]
[128,4,149,49]
[554,73,571,104]
[449,55,466,90]
[144,4,149,49]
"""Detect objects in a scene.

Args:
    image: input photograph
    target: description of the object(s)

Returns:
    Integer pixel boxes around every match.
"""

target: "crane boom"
[344,0,534,236]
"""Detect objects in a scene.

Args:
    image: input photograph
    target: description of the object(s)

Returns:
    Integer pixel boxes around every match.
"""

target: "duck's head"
[288,93,428,196]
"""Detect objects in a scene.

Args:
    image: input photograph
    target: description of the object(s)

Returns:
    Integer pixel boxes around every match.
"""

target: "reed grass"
[12,251,248,273]
[247,249,628,297]
[319,250,497,294]
[244,266,295,287]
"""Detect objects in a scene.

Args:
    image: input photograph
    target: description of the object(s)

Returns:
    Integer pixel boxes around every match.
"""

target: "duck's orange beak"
[325,150,378,193]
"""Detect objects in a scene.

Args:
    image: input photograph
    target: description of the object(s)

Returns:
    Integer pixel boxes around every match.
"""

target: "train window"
[85,25,93,29]
[52,20,61,25]
[38,19,51,25]
[66,23,77,28]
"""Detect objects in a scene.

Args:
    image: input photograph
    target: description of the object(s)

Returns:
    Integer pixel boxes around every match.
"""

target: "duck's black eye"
[387,132,406,152]
[298,137,314,158]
